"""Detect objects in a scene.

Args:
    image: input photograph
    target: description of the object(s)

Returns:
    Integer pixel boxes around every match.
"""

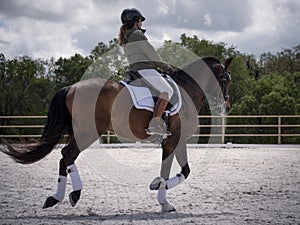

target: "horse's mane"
[180,57,220,71]
[202,56,221,64]
[175,56,220,76]
[171,56,220,89]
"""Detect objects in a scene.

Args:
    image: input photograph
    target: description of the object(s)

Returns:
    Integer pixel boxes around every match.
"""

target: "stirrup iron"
[145,125,171,136]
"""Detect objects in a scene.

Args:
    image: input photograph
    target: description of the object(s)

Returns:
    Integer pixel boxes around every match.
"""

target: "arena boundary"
[87,141,300,149]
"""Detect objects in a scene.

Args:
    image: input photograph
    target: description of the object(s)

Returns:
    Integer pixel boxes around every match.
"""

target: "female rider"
[119,8,174,136]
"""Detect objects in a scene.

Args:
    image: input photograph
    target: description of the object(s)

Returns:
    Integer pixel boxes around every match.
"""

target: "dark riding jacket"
[123,28,170,72]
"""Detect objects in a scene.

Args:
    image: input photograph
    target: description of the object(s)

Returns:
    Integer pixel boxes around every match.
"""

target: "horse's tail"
[1,87,73,164]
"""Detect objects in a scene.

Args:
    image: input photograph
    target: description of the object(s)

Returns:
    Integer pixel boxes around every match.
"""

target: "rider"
[119,8,174,136]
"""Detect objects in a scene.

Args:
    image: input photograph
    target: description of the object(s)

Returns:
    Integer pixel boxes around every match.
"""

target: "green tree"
[54,53,92,89]
[89,39,118,61]
[157,40,198,68]
[256,74,298,115]
[259,44,300,75]
[180,33,236,61]
[0,55,49,116]
[231,73,298,115]
[0,54,53,137]
[86,38,127,81]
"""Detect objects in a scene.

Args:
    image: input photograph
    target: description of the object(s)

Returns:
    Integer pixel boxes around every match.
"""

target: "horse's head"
[172,57,232,115]
[202,57,232,114]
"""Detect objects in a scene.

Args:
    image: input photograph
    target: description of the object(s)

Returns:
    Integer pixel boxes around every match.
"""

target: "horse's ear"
[225,58,233,70]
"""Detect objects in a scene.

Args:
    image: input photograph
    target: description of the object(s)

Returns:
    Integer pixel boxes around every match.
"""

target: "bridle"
[170,59,231,114]
[172,62,230,101]
[220,64,231,101]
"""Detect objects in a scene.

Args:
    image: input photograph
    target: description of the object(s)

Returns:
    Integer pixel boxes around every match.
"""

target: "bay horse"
[1,57,232,212]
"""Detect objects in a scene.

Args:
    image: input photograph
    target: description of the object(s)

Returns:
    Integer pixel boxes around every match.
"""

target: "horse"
[1,56,232,212]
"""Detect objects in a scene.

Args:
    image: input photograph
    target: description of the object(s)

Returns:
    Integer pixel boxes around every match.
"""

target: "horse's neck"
[172,73,204,113]
[173,58,221,113]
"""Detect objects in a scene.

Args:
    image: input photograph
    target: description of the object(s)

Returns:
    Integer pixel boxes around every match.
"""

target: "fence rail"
[1,115,299,144]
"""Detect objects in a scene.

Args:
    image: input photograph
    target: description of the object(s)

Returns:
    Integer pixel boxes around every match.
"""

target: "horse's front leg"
[150,138,190,212]
[158,147,175,212]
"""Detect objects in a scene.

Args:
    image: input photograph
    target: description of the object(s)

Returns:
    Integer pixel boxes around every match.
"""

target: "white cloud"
[0,17,85,58]
[157,2,170,15]
[203,14,212,26]
[220,0,300,55]
[0,0,299,59]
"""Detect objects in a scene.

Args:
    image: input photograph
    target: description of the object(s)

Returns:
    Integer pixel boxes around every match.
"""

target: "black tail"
[1,87,72,164]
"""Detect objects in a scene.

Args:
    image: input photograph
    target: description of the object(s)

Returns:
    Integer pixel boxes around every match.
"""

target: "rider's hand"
[166,66,176,75]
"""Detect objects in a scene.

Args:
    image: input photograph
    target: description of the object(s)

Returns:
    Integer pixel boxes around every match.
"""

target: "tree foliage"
[54,53,92,89]
[0,35,299,143]
[0,54,53,116]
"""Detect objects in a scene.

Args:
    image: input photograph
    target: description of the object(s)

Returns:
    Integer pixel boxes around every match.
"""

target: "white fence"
[0,115,299,144]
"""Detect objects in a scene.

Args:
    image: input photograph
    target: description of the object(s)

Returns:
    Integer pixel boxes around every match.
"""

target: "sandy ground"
[0,146,300,225]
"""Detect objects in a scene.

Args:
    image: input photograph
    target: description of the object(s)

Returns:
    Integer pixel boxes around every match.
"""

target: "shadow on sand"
[2,211,235,223]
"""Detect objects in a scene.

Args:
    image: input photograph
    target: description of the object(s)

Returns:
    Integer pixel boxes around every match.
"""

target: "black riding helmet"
[121,8,145,24]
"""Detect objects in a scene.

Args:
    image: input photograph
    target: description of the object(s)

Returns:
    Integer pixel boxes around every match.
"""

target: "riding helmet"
[121,8,145,24]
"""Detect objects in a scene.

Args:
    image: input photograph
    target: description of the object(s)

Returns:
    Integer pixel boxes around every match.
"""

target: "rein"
[170,71,204,95]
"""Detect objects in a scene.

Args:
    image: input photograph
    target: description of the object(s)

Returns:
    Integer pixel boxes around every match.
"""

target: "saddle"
[120,71,182,117]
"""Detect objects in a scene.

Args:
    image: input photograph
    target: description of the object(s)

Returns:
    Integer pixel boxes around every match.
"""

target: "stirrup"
[145,125,172,136]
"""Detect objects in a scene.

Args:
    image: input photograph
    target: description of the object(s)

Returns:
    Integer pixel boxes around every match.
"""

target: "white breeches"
[138,69,174,100]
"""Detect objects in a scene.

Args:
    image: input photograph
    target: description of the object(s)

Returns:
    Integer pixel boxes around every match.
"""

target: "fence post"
[107,131,110,144]
[278,116,281,144]
[221,116,225,144]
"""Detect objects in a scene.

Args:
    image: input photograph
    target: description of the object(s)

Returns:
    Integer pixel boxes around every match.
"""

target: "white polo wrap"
[67,164,83,191]
[53,175,67,202]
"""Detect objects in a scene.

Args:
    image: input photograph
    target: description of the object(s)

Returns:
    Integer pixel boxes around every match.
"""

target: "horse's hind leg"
[158,152,176,212]
[43,158,68,208]
[43,139,82,208]
[61,140,82,207]
[149,139,176,212]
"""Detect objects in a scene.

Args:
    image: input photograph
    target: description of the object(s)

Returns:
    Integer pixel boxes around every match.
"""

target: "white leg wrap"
[157,189,167,205]
[161,201,176,212]
[166,173,185,189]
[67,164,83,191]
[53,175,67,202]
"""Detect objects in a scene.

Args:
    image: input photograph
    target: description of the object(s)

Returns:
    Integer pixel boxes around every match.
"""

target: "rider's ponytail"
[118,22,134,45]
[118,24,127,45]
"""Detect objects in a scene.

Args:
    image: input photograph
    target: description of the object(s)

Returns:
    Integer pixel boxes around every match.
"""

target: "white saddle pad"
[120,77,182,116]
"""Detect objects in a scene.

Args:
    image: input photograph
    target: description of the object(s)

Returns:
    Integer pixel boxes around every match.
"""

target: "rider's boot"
[146,92,172,136]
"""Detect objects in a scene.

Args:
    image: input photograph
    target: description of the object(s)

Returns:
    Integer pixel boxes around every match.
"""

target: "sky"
[0,0,300,59]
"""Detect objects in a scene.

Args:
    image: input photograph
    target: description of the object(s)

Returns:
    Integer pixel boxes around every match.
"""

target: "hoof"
[150,177,166,190]
[69,190,81,207]
[42,196,59,209]
[161,201,176,212]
